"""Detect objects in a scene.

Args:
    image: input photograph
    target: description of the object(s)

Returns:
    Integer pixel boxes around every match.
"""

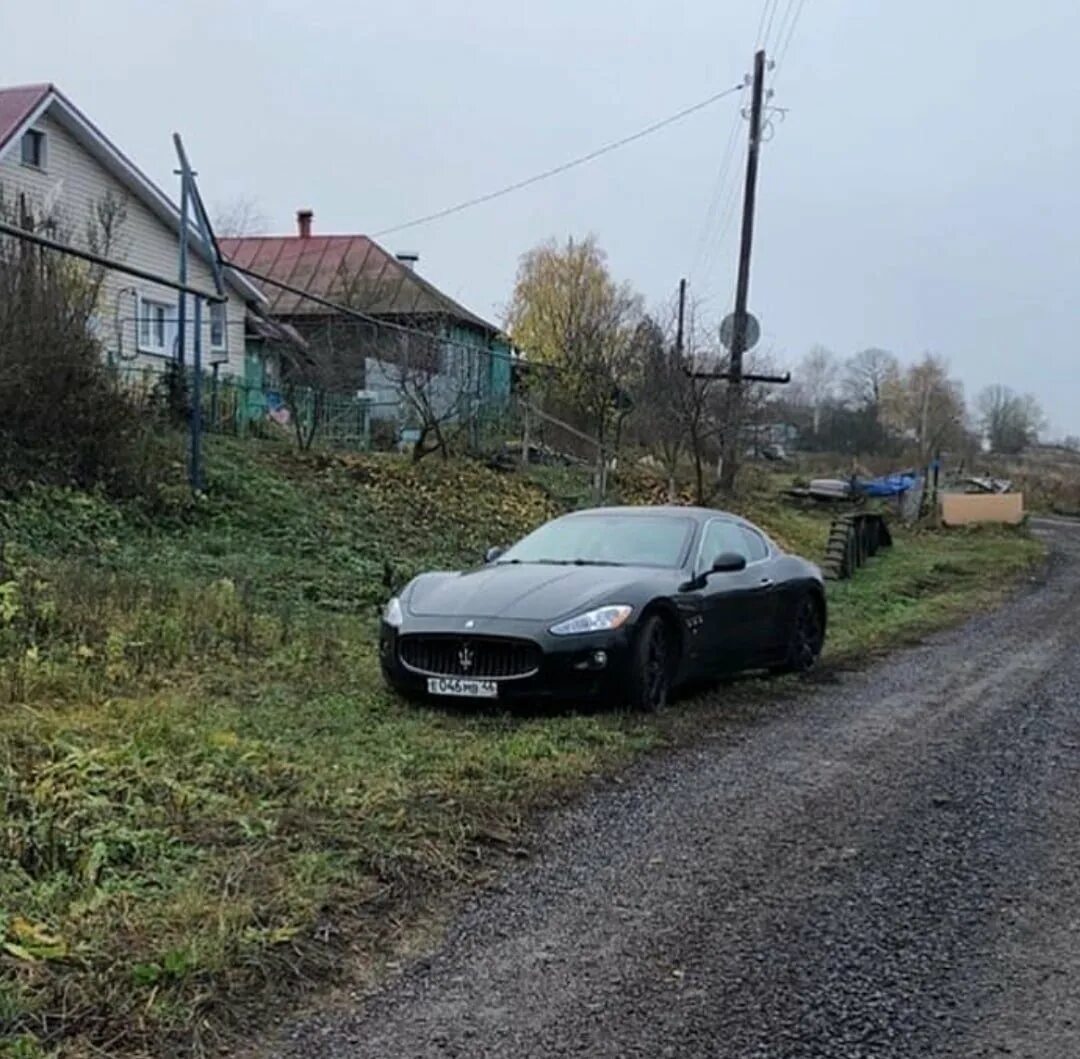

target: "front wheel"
[626,614,672,712]
[775,594,824,674]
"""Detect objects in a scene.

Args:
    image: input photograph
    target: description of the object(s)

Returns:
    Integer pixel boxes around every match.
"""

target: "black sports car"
[379,506,826,711]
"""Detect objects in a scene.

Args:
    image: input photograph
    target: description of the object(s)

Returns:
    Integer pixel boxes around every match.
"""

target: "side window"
[209,302,227,351]
[698,520,749,571]
[739,527,769,562]
[21,129,46,169]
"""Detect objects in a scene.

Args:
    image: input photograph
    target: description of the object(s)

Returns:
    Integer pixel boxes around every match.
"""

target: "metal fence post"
[210,362,220,431]
[190,298,203,492]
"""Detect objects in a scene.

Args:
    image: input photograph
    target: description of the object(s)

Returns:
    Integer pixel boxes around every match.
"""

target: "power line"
[224,256,509,358]
[693,154,743,291]
[0,218,225,302]
[372,83,745,238]
[761,0,782,51]
[688,89,747,278]
[754,0,780,47]
[692,1,783,300]
[769,0,799,55]
[222,254,564,379]
[700,0,807,296]
[773,0,809,78]
[693,172,743,322]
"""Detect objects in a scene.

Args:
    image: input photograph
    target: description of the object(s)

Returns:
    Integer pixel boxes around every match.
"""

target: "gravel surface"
[267,519,1080,1058]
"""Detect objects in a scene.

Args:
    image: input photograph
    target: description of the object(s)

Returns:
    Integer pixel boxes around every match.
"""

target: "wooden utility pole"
[675,277,687,356]
[718,48,767,495]
[520,398,531,469]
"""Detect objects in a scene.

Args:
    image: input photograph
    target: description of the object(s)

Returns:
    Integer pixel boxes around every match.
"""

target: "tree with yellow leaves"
[505,236,642,458]
[880,353,968,462]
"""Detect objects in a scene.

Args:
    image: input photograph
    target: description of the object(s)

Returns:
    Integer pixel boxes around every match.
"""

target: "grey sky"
[3,1,1079,434]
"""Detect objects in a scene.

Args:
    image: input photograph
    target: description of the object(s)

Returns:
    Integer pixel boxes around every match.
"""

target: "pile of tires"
[823,512,892,580]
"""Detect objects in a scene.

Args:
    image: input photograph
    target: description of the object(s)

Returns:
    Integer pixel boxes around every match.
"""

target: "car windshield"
[499,513,694,568]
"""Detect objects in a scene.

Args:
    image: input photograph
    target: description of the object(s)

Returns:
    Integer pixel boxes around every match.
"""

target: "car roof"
[561,505,755,527]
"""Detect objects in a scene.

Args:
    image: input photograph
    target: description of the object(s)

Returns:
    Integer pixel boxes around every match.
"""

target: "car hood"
[406,564,655,622]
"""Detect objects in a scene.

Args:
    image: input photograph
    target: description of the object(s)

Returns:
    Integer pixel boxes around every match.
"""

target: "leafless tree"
[629,314,687,499]
[791,345,839,436]
[212,196,269,237]
[376,328,478,461]
[625,295,737,503]
[976,384,1045,454]
[278,361,327,451]
[881,353,968,462]
[842,347,900,409]
[85,190,129,279]
[271,316,353,450]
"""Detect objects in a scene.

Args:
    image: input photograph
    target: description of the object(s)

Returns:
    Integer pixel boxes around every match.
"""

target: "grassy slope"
[0,440,1043,1058]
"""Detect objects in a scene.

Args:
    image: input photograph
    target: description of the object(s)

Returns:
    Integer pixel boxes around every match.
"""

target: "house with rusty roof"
[220,211,514,415]
[0,82,263,377]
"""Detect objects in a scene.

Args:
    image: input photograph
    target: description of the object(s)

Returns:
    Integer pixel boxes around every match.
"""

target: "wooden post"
[521,398,531,469]
[718,48,767,496]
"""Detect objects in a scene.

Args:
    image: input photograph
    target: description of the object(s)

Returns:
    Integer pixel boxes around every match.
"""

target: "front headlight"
[549,604,632,636]
[383,596,404,627]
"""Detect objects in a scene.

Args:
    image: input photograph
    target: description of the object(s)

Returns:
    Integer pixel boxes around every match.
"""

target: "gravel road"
[269,519,1080,1058]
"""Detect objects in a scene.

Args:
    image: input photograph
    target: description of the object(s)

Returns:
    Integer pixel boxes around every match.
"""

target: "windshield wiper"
[530,558,625,567]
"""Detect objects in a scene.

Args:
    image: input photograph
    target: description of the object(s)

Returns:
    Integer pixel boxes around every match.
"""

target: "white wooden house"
[0,83,262,375]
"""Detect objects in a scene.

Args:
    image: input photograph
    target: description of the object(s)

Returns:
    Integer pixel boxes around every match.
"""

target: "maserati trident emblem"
[458,644,474,672]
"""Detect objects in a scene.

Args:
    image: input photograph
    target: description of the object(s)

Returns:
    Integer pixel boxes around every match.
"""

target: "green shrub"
[0,222,174,499]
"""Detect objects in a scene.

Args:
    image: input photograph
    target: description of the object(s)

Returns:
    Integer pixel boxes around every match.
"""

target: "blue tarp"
[855,473,919,497]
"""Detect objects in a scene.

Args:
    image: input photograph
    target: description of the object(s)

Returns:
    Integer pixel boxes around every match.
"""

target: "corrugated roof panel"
[219,233,497,332]
[0,83,51,153]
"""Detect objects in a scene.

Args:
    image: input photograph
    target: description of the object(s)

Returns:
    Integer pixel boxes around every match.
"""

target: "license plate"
[427,677,498,699]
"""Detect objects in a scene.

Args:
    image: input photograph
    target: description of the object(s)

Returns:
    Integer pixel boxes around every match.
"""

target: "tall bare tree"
[882,353,967,461]
[976,384,1044,454]
[380,329,482,460]
[792,345,839,436]
[842,347,900,409]
[630,313,691,499]
[212,196,269,237]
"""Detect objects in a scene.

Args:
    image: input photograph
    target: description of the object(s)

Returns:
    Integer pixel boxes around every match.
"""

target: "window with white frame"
[137,297,175,355]
[20,129,46,169]
[209,301,227,351]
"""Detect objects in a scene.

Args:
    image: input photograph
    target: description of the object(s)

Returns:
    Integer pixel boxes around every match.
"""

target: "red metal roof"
[0,83,51,154]
[220,233,496,332]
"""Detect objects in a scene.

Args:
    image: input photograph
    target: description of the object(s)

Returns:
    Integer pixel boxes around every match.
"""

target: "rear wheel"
[626,614,672,712]
[775,593,824,674]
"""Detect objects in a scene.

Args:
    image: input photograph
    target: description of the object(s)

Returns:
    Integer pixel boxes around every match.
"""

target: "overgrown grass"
[0,439,1043,1057]
[825,522,1043,659]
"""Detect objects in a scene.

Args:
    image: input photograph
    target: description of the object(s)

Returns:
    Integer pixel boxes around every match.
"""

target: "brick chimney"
[296,209,313,238]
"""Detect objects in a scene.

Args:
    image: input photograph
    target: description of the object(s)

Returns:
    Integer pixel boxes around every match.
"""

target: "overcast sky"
[4,1,1079,433]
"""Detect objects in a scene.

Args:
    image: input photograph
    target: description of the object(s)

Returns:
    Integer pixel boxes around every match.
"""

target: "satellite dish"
[719,311,761,352]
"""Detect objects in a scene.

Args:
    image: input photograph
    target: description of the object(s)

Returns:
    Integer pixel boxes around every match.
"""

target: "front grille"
[398,635,541,680]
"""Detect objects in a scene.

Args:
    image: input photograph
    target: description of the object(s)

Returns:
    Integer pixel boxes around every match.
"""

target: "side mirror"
[484,545,506,564]
[710,551,747,575]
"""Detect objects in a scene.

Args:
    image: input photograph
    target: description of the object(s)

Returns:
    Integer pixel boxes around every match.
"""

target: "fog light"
[592,650,608,668]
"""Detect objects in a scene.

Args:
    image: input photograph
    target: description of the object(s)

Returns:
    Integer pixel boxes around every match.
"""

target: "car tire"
[626,614,672,712]
[775,593,824,674]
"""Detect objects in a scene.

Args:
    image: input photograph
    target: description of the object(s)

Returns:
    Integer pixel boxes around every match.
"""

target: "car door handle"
[759,577,774,587]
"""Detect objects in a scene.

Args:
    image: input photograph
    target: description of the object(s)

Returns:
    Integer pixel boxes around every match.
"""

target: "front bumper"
[379,620,634,704]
